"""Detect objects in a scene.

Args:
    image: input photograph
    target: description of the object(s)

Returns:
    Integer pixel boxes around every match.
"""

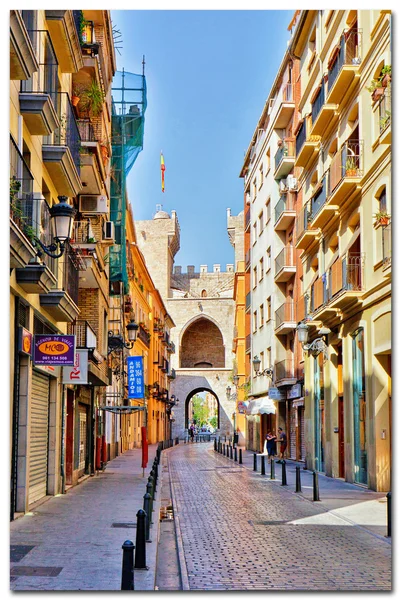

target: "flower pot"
[100,145,109,165]
[72,95,80,107]
[346,169,357,177]
[372,87,385,101]
[381,74,391,88]
[379,217,390,226]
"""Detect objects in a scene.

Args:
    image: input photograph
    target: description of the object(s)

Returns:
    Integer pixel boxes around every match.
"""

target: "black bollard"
[295,466,302,493]
[313,471,320,501]
[121,540,135,590]
[143,492,151,541]
[230,445,233,460]
[234,447,238,462]
[239,448,243,464]
[146,481,154,521]
[270,457,275,480]
[224,443,226,456]
[148,476,154,498]
[261,455,265,476]
[281,460,287,486]
[386,492,391,537]
[134,509,148,569]
[253,453,257,471]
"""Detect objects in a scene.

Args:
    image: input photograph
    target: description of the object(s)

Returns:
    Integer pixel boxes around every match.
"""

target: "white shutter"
[29,371,50,505]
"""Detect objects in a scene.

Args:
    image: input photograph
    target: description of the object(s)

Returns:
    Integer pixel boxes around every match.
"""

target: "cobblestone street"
[168,442,392,591]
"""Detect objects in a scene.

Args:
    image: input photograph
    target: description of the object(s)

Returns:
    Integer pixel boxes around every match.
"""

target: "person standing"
[189,423,195,442]
[265,431,277,460]
[276,427,287,463]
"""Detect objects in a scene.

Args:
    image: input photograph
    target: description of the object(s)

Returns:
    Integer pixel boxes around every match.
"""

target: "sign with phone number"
[127,356,144,399]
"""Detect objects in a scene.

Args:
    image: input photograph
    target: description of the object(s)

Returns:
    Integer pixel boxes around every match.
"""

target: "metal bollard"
[270,457,275,480]
[121,540,135,590]
[135,509,148,569]
[234,447,238,462]
[281,460,287,486]
[261,455,265,476]
[143,492,151,541]
[146,481,154,520]
[253,453,257,471]
[230,445,233,460]
[386,492,391,537]
[313,471,320,501]
[239,448,243,464]
[295,466,302,493]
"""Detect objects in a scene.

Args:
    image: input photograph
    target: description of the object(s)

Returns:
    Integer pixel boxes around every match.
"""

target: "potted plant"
[379,65,391,88]
[71,83,87,107]
[366,79,384,100]
[79,79,104,117]
[374,211,391,227]
[345,157,357,177]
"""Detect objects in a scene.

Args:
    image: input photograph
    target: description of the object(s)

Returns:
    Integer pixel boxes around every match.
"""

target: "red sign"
[141,426,148,469]
[19,327,33,356]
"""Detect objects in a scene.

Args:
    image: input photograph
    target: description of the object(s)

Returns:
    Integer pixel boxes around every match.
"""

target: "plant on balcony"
[72,83,87,107]
[366,78,385,101]
[374,210,391,227]
[380,110,391,130]
[78,11,91,47]
[345,157,357,176]
[10,176,22,220]
[379,65,391,87]
[78,80,104,118]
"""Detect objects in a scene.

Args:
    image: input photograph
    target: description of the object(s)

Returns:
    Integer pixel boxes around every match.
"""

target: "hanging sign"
[287,383,302,399]
[268,387,286,401]
[237,401,249,414]
[33,335,75,366]
[127,356,144,399]
[18,327,33,356]
[63,350,88,384]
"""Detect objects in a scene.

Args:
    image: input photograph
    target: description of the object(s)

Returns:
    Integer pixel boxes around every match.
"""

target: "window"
[258,211,264,235]
[265,198,271,224]
[266,297,272,321]
[253,266,257,289]
[253,178,257,201]
[259,163,264,188]
[266,247,271,272]
[253,310,258,332]
[201,289,207,298]
[252,222,257,245]
[260,351,264,370]
[259,257,264,281]
[379,188,387,213]
[266,149,271,175]
[259,304,264,327]
[266,346,271,367]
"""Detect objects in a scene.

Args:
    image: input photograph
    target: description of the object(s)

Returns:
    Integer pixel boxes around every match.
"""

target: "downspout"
[60,384,67,494]
[10,297,21,520]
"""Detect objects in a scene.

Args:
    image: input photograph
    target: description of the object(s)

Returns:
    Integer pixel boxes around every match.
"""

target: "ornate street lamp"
[226,385,231,399]
[33,196,76,258]
[252,355,273,378]
[233,374,240,386]
[296,322,330,359]
[107,319,139,354]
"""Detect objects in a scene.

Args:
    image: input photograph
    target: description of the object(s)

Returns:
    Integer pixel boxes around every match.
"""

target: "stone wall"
[180,317,225,368]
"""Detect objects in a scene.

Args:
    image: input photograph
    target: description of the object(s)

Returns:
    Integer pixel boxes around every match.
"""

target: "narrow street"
[167,443,391,591]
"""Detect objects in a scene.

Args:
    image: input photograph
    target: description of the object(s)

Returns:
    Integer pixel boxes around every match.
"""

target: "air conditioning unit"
[279,179,288,193]
[287,174,298,191]
[103,220,115,241]
[79,195,108,214]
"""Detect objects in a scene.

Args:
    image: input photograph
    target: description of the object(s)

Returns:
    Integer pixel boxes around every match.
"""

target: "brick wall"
[180,317,225,368]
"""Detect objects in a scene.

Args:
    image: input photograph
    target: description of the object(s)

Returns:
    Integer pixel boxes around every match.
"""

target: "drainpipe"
[60,384,67,494]
[10,297,21,520]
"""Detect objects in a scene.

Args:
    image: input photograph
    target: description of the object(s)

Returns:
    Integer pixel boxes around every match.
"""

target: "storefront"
[246,397,276,452]
[286,384,305,462]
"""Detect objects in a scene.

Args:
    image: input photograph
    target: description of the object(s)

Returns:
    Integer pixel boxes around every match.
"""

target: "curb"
[167,450,190,591]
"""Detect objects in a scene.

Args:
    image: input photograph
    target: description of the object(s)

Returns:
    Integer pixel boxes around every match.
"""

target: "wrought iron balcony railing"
[275,358,295,382]
[382,224,391,266]
[379,89,391,134]
[311,78,325,125]
[329,139,363,195]
[20,30,58,108]
[327,29,362,93]
[77,118,96,142]
[274,192,295,224]
[43,92,81,176]
[70,319,97,349]
[310,175,328,219]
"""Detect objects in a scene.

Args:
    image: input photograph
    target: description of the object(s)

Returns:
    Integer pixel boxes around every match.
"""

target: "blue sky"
[111,10,293,271]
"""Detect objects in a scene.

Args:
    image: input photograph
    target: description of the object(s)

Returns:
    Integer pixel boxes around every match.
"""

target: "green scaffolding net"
[109,69,147,293]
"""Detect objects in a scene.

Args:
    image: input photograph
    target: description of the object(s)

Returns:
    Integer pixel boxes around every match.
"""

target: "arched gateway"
[185,387,220,430]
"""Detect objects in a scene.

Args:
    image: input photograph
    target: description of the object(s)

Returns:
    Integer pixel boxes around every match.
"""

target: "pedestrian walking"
[265,431,277,459]
[276,427,287,463]
[189,423,195,442]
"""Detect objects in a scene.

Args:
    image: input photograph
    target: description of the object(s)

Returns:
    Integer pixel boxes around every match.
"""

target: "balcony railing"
[138,323,151,347]
[382,224,391,266]
[21,30,58,107]
[275,301,295,328]
[275,359,295,382]
[62,245,80,305]
[295,119,307,156]
[245,333,251,352]
[295,203,313,240]
[329,140,363,195]
[70,320,97,348]
[245,207,251,230]
[245,292,251,311]
[274,192,295,224]
[311,78,325,125]
[44,92,81,175]
[77,118,96,142]
[327,29,362,93]
[245,249,251,271]
[379,89,391,134]
[282,82,294,102]
[310,276,325,312]
[310,175,328,219]
[274,140,295,171]
[296,293,310,322]
[330,254,364,296]
[71,221,96,244]
[275,246,295,275]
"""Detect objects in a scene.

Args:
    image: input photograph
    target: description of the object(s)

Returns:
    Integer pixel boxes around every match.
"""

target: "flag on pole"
[160,152,165,193]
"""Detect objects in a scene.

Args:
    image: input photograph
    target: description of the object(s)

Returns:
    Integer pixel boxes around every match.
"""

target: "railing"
[62,245,80,305]
[44,92,81,176]
[163,331,170,345]
[328,29,362,92]
[168,341,176,354]
[311,276,325,312]
[379,89,391,134]
[282,82,294,102]
[70,320,97,348]
[275,246,295,275]
[382,224,391,266]
[295,203,313,240]
[245,292,251,311]
[168,368,176,379]
[329,140,363,194]
[71,221,96,244]
[296,293,309,322]
[329,254,364,298]
[274,192,295,223]
[311,78,325,125]
[275,140,295,171]
[310,175,328,219]
[138,324,151,347]
[275,301,295,328]
[245,333,251,352]
[245,249,251,270]
[77,119,96,142]
[245,207,251,230]
[275,359,295,381]
[21,30,58,108]
[295,119,307,156]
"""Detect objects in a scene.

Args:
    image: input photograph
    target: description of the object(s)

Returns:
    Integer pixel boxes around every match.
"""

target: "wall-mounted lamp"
[252,355,273,378]
[33,196,76,259]
[297,322,330,359]
[107,319,139,354]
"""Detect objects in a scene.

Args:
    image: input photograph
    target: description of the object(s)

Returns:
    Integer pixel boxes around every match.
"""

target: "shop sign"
[33,335,75,366]
[287,383,302,399]
[237,401,249,414]
[18,326,33,356]
[63,350,88,384]
[268,387,286,401]
[127,356,144,399]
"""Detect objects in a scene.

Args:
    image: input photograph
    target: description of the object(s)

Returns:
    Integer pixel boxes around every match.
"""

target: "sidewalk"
[227,445,389,539]
[10,445,161,591]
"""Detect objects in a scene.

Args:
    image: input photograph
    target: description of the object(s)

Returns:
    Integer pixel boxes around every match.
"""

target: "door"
[338,343,345,478]
[66,390,74,485]
[78,404,88,474]
[352,328,367,485]
[29,371,50,505]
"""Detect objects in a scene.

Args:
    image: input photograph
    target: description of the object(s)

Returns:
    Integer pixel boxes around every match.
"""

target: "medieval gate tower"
[135,206,243,438]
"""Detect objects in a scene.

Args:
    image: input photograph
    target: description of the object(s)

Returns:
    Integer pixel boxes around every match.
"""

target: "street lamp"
[226,385,231,399]
[33,196,76,258]
[107,319,139,354]
[296,322,330,359]
[233,374,239,386]
[252,355,273,378]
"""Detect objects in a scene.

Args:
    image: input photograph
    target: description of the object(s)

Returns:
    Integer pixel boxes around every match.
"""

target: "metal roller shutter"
[29,371,50,505]
[300,408,306,461]
[78,405,87,472]
[290,402,297,459]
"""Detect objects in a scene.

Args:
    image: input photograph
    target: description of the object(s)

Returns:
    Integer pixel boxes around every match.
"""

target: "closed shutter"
[300,408,306,461]
[290,403,297,459]
[29,371,50,505]
[78,405,87,472]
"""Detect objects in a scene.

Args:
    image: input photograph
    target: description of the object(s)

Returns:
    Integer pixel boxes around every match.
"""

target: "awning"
[246,397,276,416]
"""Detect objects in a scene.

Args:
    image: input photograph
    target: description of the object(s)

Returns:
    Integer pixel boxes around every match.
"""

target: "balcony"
[69,320,97,349]
[10,10,39,80]
[274,301,296,335]
[77,245,106,289]
[275,359,296,387]
[382,224,391,268]
[274,246,296,283]
[274,192,296,231]
[19,31,59,135]
[308,174,338,229]
[328,140,363,208]
[245,333,251,354]
[40,245,80,322]
[45,10,83,73]
[326,29,362,105]
[167,340,176,354]
[310,78,338,137]
[245,249,251,271]
[295,204,319,250]
[167,368,176,380]
[296,294,309,322]
[295,116,321,169]
[138,324,151,348]
[70,221,97,248]
[245,292,251,312]
[77,119,107,194]
[245,207,251,232]
[274,140,295,180]
[329,255,364,310]
[42,92,82,197]
[378,89,391,145]
[272,83,295,129]
[72,16,108,102]
[162,358,169,373]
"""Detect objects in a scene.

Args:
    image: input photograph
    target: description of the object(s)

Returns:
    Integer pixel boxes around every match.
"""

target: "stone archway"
[180,316,225,368]
[185,387,220,430]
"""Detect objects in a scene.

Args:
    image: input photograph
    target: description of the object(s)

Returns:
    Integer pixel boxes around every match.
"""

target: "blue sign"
[127,356,144,399]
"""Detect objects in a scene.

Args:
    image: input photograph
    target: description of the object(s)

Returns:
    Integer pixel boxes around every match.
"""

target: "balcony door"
[314,353,325,472]
[352,328,367,485]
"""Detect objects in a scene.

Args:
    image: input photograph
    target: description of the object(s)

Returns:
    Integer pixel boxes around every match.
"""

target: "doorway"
[337,342,345,478]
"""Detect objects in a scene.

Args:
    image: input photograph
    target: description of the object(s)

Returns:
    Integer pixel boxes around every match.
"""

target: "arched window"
[201,289,207,298]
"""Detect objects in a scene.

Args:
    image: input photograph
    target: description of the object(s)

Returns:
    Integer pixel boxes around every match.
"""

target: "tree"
[190,395,209,426]
[209,416,218,429]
